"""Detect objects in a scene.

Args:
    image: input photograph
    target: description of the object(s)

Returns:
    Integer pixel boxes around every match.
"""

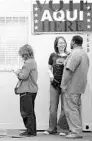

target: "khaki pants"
[64,93,82,134]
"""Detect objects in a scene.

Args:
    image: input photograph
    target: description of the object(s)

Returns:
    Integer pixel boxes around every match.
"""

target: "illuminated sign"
[33,0,92,33]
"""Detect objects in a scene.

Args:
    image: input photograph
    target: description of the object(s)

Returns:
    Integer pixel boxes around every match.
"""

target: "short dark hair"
[54,36,67,53]
[72,35,83,46]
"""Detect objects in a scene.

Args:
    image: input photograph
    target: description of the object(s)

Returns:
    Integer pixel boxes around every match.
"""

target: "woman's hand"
[12,69,21,76]
[50,75,54,82]
[48,65,54,81]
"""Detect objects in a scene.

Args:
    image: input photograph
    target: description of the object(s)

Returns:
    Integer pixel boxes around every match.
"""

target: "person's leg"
[63,93,82,138]
[57,91,69,134]
[26,93,37,135]
[31,94,37,134]
[46,85,59,133]
[20,93,37,136]
[20,93,28,129]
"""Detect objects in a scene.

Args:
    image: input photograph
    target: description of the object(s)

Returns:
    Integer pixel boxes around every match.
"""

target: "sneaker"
[44,130,57,135]
[59,132,66,136]
[44,131,50,135]
[20,131,37,137]
[65,132,83,139]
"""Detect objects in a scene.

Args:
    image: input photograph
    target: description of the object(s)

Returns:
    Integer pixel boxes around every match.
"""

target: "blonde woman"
[15,44,38,137]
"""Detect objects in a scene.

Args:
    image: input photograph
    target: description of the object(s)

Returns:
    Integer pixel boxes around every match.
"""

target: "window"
[0,15,28,71]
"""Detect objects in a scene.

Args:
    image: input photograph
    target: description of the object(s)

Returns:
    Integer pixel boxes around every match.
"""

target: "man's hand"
[61,85,67,93]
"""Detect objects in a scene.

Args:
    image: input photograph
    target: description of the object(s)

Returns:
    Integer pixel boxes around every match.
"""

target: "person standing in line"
[44,36,69,135]
[61,35,89,139]
[14,44,38,137]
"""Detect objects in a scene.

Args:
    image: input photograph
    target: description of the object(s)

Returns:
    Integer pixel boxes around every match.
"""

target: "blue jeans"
[48,85,69,132]
[20,92,37,134]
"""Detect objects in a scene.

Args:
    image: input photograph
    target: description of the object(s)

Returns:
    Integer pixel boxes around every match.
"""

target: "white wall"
[81,35,92,131]
[0,0,29,129]
[0,0,92,131]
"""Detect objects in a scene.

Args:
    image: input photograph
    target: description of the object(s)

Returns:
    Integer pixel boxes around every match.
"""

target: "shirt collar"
[24,58,32,63]
[73,46,83,50]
